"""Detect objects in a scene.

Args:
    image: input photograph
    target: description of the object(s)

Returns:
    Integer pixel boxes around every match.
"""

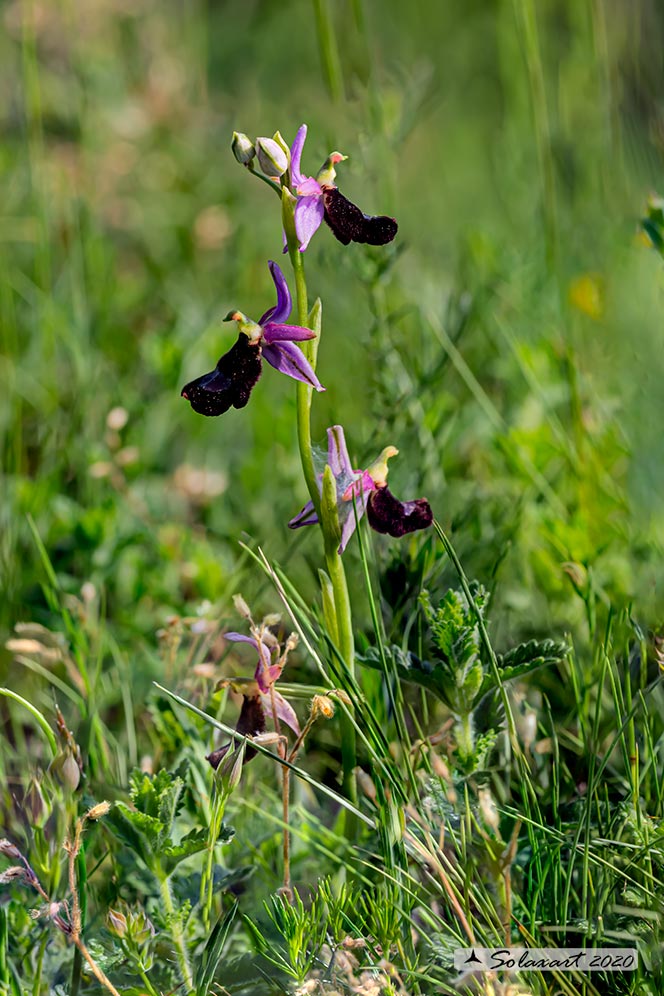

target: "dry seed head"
[85,801,111,822]
[252,732,283,748]
[356,768,377,803]
[192,662,217,679]
[519,709,538,751]
[81,581,96,604]
[311,695,335,719]
[0,839,22,860]
[285,632,299,652]
[106,406,129,431]
[140,755,154,774]
[0,866,29,884]
[31,901,66,922]
[329,689,351,707]
[262,613,281,628]
[259,627,279,649]
[232,593,252,620]
[5,638,46,654]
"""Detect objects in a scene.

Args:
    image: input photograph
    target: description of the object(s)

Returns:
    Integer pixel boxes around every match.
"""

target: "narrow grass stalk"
[513,0,557,270]
[354,508,418,800]
[0,689,57,757]
[311,0,344,103]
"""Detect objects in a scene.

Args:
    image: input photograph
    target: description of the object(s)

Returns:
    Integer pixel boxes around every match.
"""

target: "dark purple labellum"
[322,185,398,246]
[181,334,262,416]
[206,694,266,768]
[367,485,433,538]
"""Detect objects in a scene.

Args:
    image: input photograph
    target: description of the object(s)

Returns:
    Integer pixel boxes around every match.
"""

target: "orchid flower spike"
[181,261,324,416]
[285,124,398,252]
[289,425,432,552]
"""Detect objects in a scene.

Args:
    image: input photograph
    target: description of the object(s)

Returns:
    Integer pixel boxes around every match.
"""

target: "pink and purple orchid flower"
[206,625,300,771]
[225,628,300,736]
[286,124,398,252]
[289,425,433,553]
[181,260,324,416]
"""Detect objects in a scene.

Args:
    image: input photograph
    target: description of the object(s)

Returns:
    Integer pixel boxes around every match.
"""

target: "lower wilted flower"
[181,260,324,416]
[224,626,300,734]
[207,616,301,770]
[289,425,432,552]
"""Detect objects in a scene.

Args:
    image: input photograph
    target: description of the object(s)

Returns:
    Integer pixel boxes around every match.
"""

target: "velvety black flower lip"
[285,124,398,251]
[366,485,433,537]
[181,334,261,417]
[322,186,398,247]
[181,261,323,418]
[206,694,265,769]
[288,425,432,552]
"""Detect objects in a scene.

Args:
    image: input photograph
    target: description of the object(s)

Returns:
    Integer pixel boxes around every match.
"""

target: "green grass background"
[2,2,664,993]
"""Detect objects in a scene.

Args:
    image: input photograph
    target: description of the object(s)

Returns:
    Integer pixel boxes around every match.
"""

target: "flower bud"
[107,908,128,938]
[49,749,81,792]
[0,839,22,860]
[231,131,255,165]
[85,801,111,822]
[0,866,29,885]
[311,694,335,719]
[24,778,49,828]
[127,908,155,947]
[255,137,289,177]
[216,741,246,796]
[271,130,290,159]
[233,593,252,619]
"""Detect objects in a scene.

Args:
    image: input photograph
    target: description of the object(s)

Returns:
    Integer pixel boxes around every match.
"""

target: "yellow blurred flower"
[568,273,604,320]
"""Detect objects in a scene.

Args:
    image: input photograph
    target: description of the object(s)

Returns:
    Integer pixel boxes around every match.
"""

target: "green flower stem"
[137,967,160,996]
[158,873,193,993]
[0,688,57,756]
[200,789,227,931]
[33,935,48,996]
[283,190,319,515]
[247,164,283,195]
[325,548,357,803]
[282,190,357,803]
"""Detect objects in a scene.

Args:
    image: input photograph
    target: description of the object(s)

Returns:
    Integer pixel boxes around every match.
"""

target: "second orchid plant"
[181,123,432,814]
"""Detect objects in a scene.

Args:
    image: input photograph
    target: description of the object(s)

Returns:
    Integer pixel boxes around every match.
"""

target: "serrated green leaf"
[359,645,455,708]
[157,775,184,848]
[161,827,207,872]
[477,639,567,701]
[498,638,568,670]
[105,803,158,870]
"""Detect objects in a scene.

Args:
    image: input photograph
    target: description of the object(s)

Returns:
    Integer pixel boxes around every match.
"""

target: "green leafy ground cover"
[1,1,663,993]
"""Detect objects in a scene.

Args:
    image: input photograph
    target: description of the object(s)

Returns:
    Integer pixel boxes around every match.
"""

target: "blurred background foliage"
[1,0,664,664]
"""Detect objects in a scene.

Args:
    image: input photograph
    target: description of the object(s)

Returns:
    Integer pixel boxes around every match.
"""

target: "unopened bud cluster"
[107,904,156,970]
[232,130,292,178]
